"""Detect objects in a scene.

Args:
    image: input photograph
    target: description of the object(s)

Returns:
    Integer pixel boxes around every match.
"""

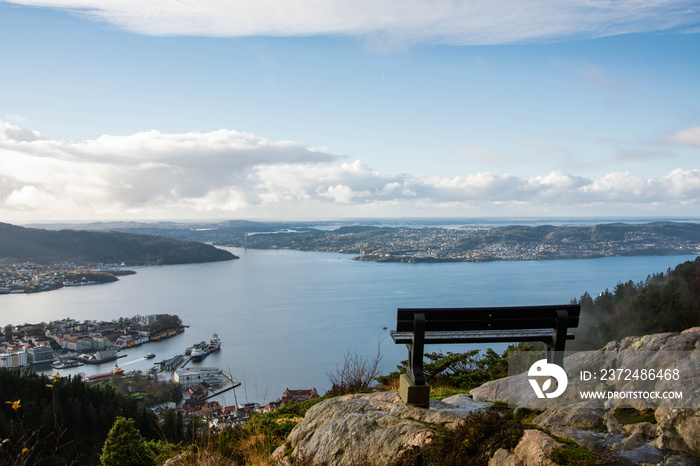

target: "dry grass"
[382,377,401,391]
[162,449,236,465]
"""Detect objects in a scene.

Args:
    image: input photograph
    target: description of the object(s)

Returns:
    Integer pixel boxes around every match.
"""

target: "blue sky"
[1,1,699,222]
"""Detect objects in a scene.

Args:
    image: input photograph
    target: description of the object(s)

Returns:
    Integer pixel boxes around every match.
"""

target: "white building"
[26,345,54,365]
[135,314,158,326]
[0,351,28,368]
[66,337,93,352]
[173,367,223,389]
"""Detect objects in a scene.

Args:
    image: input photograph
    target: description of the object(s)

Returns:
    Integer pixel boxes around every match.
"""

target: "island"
[0,222,238,293]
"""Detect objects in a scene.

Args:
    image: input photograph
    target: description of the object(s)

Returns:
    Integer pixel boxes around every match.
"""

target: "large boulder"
[274,391,489,465]
[471,328,700,463]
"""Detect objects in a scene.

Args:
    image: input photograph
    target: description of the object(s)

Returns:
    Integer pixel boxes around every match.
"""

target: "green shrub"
[100,417,156,466]
[415,406,525,466]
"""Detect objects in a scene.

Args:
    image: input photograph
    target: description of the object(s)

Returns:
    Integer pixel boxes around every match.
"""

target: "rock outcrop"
[277,328,700,465]
[273,391,490,465]
[471,328,700,465]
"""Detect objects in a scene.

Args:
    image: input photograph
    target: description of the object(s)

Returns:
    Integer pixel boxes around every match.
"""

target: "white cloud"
[320,185,357,204]
[658,169,700,199]
[2,122,700,219]
[665,126,700,147]
[584,172,650,200]
[5,185,65,211]
[6,0,700,45]
[0,122,338,216]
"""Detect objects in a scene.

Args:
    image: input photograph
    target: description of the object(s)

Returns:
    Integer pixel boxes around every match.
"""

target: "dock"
[206,377,241,400]
[78,353,127,365]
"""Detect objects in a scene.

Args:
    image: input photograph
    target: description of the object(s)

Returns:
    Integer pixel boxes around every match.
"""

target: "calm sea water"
[2,248,696,404]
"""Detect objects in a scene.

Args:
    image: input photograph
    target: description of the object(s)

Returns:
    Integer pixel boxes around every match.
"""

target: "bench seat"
[390,328,576,345]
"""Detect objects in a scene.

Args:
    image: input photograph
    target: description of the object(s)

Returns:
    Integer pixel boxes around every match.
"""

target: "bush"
[377,343,544,391]
[100,417,156,466]
[408,406,525,466]
[326,343,383,396]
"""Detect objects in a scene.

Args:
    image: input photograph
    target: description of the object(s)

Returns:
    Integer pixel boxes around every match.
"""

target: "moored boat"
[84,364,125,382]
[77,349,120,364]
[190,347,208,362]
[206,333,221,353]
[51,359,84,369]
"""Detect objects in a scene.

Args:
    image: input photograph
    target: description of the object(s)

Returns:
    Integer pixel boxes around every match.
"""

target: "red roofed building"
[280,388,319,404]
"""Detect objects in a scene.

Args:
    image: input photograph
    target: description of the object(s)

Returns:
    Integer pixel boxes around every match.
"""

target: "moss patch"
[613,406,657,425]
[411,405,525,466]
[550,445,601,465]
[429,386,465,400]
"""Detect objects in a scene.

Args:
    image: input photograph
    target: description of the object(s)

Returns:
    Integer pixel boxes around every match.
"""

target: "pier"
[206,377,241,400]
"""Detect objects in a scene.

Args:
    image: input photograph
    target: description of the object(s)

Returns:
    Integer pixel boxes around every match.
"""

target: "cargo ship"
[207,334,221,353]
[188,334,222,362]
[84,365,125,382]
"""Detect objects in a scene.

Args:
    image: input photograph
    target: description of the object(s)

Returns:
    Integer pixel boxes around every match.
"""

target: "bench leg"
[547,309,569,368]
[399,312,430,407]
[407,313,426,386]
[399,373,430,408]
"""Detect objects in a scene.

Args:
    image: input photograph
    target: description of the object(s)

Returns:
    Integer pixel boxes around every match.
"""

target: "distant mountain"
[0,222,237,265]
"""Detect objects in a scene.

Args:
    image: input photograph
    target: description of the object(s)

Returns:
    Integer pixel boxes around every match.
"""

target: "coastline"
[351,249,700,263]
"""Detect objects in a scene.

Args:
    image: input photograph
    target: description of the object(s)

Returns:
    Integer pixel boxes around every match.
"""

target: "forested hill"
[224,221,700,262]
[0,222,236,265]
[573,256,700,350]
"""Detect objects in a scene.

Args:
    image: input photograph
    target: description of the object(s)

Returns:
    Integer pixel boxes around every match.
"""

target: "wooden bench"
[390,304,580,406]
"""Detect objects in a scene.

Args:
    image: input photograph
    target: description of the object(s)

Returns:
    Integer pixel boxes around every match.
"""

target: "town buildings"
[173,367,225,389]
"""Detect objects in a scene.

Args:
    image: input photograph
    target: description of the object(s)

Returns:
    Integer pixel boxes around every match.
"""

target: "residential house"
[280,388,320,404]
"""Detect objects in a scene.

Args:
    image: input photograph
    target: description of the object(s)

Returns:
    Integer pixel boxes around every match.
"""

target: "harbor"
[43,330,241,409]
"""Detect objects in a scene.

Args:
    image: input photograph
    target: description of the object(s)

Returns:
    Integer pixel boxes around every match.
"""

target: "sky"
[1,0,699,223]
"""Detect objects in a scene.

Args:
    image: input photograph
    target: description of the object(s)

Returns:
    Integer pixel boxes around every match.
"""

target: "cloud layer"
[1,122,699,220]
[8,0,700,45]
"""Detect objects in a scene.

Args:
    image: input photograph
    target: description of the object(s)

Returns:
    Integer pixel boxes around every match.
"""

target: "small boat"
[144,353,156,359]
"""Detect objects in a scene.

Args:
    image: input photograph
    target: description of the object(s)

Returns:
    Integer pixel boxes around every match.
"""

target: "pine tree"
[100,417,155,466]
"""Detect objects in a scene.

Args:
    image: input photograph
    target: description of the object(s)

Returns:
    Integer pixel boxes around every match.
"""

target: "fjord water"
[3,248,697,405]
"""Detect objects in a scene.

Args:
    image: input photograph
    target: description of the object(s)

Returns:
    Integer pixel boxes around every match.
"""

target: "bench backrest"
[395,304,580,332]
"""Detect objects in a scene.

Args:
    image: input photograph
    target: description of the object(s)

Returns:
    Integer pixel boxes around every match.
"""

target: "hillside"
[27,220,700,262]
[572,256,700,349]
[0,222,237,265]
[227,221,700,262]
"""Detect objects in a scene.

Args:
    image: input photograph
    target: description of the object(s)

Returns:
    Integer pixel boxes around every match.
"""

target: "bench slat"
[396,318,579,332]
[396,304,581,316]
[395,305,580,332]
[391,329,575,345]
